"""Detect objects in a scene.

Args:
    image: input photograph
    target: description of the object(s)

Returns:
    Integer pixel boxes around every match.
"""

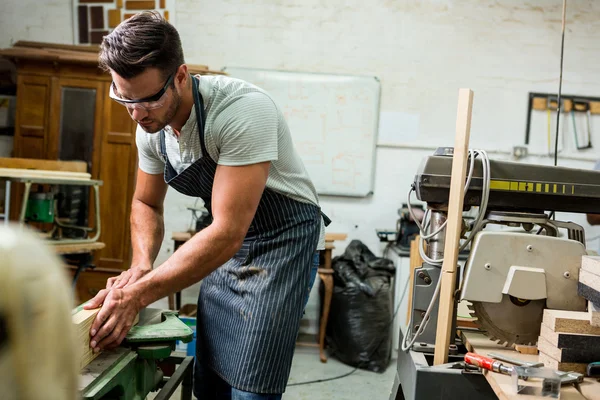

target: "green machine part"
[25,192,55,223]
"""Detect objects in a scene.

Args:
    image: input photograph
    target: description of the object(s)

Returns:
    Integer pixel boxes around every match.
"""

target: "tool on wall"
[524,92,599,153]
[571,100,593,150]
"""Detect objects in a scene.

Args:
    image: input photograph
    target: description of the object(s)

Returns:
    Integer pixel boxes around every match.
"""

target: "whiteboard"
[223,67,381,197]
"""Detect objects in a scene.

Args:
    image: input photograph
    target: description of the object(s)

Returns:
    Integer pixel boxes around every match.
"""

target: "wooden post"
[433,88,474,365]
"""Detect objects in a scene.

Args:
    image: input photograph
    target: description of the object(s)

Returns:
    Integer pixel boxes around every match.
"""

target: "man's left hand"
[89,287,141,352]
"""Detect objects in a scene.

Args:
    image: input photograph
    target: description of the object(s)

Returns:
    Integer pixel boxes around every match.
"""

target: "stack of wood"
[536,256,600,373]
[537,309,600,373]
[580,256,600,328]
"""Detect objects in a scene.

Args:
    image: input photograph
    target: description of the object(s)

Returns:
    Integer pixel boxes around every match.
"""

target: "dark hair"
[99,11,184,79]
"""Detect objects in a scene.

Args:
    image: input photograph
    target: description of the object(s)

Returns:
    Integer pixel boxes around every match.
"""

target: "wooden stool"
[317,241,336,363]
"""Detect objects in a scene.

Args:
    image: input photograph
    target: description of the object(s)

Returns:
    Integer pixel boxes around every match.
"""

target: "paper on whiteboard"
[378,111,420,145]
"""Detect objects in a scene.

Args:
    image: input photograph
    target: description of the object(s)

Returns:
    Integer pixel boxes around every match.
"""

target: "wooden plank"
[540,324,600,348]
[54,242,105,255]
[73,307,139,370]
[580,268,600,294]
[0,167,91,180]
[406,236,423,324]
[433,88,473,365]
[125,0,156,10]
[538,351,588,374]
[73,307,102,369]
[590,301,600,328]
[514,344,538,355]
[0,157,87,172]
[590,101,600,115]
[13,40,100,53]
[582,255,600,274]
[538,335,600,363]
[543,308,600,335]
[325,232,348,242]
[462,330,598,400]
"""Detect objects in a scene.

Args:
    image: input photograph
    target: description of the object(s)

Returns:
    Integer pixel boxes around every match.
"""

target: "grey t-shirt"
[136,74,325,249]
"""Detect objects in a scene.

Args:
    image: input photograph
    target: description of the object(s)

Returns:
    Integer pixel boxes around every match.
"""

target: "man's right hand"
[84,265,152,309]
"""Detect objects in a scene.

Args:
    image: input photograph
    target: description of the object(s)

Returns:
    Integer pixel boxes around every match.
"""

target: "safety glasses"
[109,73,175,110]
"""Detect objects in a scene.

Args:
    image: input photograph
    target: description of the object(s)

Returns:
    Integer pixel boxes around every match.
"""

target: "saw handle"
[465,352,495,370]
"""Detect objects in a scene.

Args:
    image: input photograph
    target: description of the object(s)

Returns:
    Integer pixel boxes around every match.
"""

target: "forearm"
[130,198,165,268]
[128,222,242,307]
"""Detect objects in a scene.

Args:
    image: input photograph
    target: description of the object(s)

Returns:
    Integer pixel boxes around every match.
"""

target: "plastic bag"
[322,276,392,372]
[321,240,394,372]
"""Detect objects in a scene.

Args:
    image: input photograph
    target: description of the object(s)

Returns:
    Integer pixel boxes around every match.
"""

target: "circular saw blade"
[468,294,545,346]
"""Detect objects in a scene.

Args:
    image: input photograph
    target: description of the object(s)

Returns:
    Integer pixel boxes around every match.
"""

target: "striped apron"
[158,76,322,394]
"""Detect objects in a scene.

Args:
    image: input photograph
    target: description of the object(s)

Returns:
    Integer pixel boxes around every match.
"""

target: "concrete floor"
[150,347,397,399]
[149,284,398,399]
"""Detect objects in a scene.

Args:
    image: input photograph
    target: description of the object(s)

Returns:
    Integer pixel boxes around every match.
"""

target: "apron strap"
[321,211,332,227]
[191,75,210,160]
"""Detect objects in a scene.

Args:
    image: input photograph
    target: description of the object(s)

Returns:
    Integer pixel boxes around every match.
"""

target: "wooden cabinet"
[1,42,224,302]
[3,51,137,300]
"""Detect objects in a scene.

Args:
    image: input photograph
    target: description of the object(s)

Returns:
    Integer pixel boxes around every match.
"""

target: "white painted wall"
[3,0,600,333]
[0,0,73,48]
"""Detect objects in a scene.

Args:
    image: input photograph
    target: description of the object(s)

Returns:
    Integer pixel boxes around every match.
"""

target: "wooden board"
[580,268,600,291]
[537,335,600,363]
[73,307,102,370]
[462,330,600,400]
[538,351,588,374]
[434,88,473,365]
[53,241,105,255]
[0,167,91,180]
[540,324,600,348]
[325,233,348,242]
[582,255,600,274]
[72,307,139,370]
[543,309,600,335]
[514,344,539,355]
[0,157,87,172]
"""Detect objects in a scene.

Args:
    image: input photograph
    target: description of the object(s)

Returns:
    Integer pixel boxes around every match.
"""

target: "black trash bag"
[331,256,376,296]
[321,275,392,373]
[331,239,395,296]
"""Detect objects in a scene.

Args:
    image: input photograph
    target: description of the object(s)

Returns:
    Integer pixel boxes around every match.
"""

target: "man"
[84,11,327,399]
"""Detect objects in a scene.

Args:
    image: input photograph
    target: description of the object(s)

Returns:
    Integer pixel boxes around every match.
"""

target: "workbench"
[79,308,194,400]
[462,331,600,400]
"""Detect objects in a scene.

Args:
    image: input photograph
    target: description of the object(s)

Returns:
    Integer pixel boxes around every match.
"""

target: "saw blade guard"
[459,231,586,311]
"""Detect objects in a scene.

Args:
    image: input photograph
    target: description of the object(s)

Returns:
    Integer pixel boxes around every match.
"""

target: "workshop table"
[462,330,600,399]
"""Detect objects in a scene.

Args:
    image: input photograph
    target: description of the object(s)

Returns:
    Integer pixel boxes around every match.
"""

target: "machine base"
[389,331,497,400]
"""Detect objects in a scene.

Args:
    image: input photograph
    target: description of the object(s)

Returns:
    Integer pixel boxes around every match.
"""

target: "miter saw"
[391,147,600,400]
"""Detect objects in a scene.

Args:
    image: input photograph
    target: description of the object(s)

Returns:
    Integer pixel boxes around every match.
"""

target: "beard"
[137,90,181,134]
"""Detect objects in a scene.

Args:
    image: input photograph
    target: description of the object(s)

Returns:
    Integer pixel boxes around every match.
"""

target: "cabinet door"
[47,78,104,179]
[10,74,52,220]
[13,74,51,158]
[45,78,104,232]
[96,82,138,270]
